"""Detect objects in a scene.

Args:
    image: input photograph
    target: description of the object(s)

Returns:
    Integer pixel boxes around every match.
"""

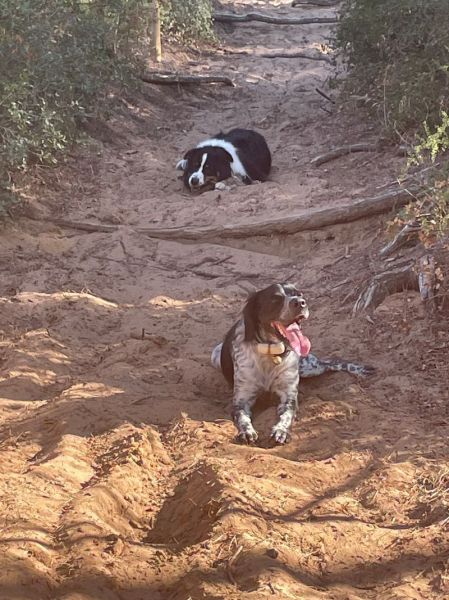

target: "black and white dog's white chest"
[176,128,272,193]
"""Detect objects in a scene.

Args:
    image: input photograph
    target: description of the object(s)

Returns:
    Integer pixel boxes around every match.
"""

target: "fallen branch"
[311,143,381,167]
[292,0,340,6]
[43,188,418,242]
[380,220,422,259]
[140,72,235,87]
[213,12,337,25]
[222,48,332,62]
[353,263,418,313]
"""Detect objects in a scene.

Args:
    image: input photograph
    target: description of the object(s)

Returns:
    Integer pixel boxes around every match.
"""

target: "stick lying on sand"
[213,12,338,25]
[223,48,332,63]
[141,72,235,87]
[311,143,381,166]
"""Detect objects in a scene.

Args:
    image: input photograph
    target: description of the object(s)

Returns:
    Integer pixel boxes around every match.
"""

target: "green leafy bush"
[0,0,215,215]
[0,0,149,209]
[336,0,449,239]
[336,0,449,134]
[161,0,216,44]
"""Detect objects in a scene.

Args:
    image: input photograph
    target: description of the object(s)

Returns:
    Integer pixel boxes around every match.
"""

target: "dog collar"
[256,341,287,365]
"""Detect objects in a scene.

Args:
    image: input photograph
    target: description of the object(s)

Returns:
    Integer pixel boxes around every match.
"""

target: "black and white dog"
[211,283,374,444]
[176,128,272,193]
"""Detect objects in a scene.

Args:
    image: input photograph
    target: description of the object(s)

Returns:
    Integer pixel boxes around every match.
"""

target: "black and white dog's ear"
[176,149,194,171]
[216,149,233,181]
[217,162,232,181]
[243,292,259,342]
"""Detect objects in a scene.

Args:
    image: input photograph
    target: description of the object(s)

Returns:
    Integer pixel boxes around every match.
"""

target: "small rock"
[266,548,279,559]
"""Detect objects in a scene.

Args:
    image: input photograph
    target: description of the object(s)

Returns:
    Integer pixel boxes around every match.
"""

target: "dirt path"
[1,1,449,599]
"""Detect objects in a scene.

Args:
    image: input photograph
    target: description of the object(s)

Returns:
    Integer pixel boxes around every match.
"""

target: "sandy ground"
[1,1,449,598]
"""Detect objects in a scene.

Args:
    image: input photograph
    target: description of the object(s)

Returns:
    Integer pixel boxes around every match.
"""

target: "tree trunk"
[150,0,162,63]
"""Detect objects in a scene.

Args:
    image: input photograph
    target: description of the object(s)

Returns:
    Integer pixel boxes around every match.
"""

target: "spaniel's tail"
[210,343,223,370]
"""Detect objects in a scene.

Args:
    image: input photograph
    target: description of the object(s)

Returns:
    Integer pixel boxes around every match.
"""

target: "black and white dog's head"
[176,146,233,193]
[243,283,309,343]
[176,128,272,193]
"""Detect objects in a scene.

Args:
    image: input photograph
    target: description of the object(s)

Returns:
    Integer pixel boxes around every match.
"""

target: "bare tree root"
[419,254,437,314]
[41,188,417,242]
[311,143,381,167]
[380,220,422,259]
[48,220,120,233]
[140,72,235,87]
[222,48,332,62]
[213,12,337,25]
[353,263,418,314]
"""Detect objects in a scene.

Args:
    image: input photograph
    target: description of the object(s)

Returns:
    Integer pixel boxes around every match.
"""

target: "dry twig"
[311,143,380,167]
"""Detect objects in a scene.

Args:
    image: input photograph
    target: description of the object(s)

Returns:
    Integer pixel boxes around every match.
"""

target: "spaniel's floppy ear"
[243,292,259,342]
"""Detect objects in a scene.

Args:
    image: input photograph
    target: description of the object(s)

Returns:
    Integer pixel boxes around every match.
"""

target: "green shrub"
[335,0,449,134]
[336,0,449,239]
[161,0,216,44]
[0,0,216,215]
[0,0,150,205]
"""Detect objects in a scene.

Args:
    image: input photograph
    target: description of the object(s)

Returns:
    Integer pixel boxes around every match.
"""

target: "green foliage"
[335,0,449,134]
[408,115,449,240]
[0,0,150,208]
[411,112,449,165]
[0,0,215,215]
[161,0,216,44]
[336,0,449,239]
[395,176,449,244]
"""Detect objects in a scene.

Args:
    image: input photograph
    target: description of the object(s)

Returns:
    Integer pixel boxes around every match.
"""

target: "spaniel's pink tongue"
[275,322,311,356]
[286,322,311,357]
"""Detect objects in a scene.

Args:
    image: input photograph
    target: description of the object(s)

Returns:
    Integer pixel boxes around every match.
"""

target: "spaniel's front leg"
[232,381,259,443]
[271,370,300,444]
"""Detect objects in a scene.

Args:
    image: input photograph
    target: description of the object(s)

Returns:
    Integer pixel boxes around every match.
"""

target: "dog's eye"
[271,294,284,303]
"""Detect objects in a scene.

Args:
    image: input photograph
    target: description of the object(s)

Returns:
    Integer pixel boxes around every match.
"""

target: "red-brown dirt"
[1,1,449,599]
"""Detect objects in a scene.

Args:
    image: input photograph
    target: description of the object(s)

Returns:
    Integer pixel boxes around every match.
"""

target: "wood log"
[223,48,332,62]
[213,12,338,25]
[44,188,418,242]
[140,72,235,86]
[292,0,340,6]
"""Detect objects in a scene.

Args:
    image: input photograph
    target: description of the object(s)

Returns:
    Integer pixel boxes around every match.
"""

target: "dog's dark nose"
[190,176,199,186]
[291,297,307,309]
